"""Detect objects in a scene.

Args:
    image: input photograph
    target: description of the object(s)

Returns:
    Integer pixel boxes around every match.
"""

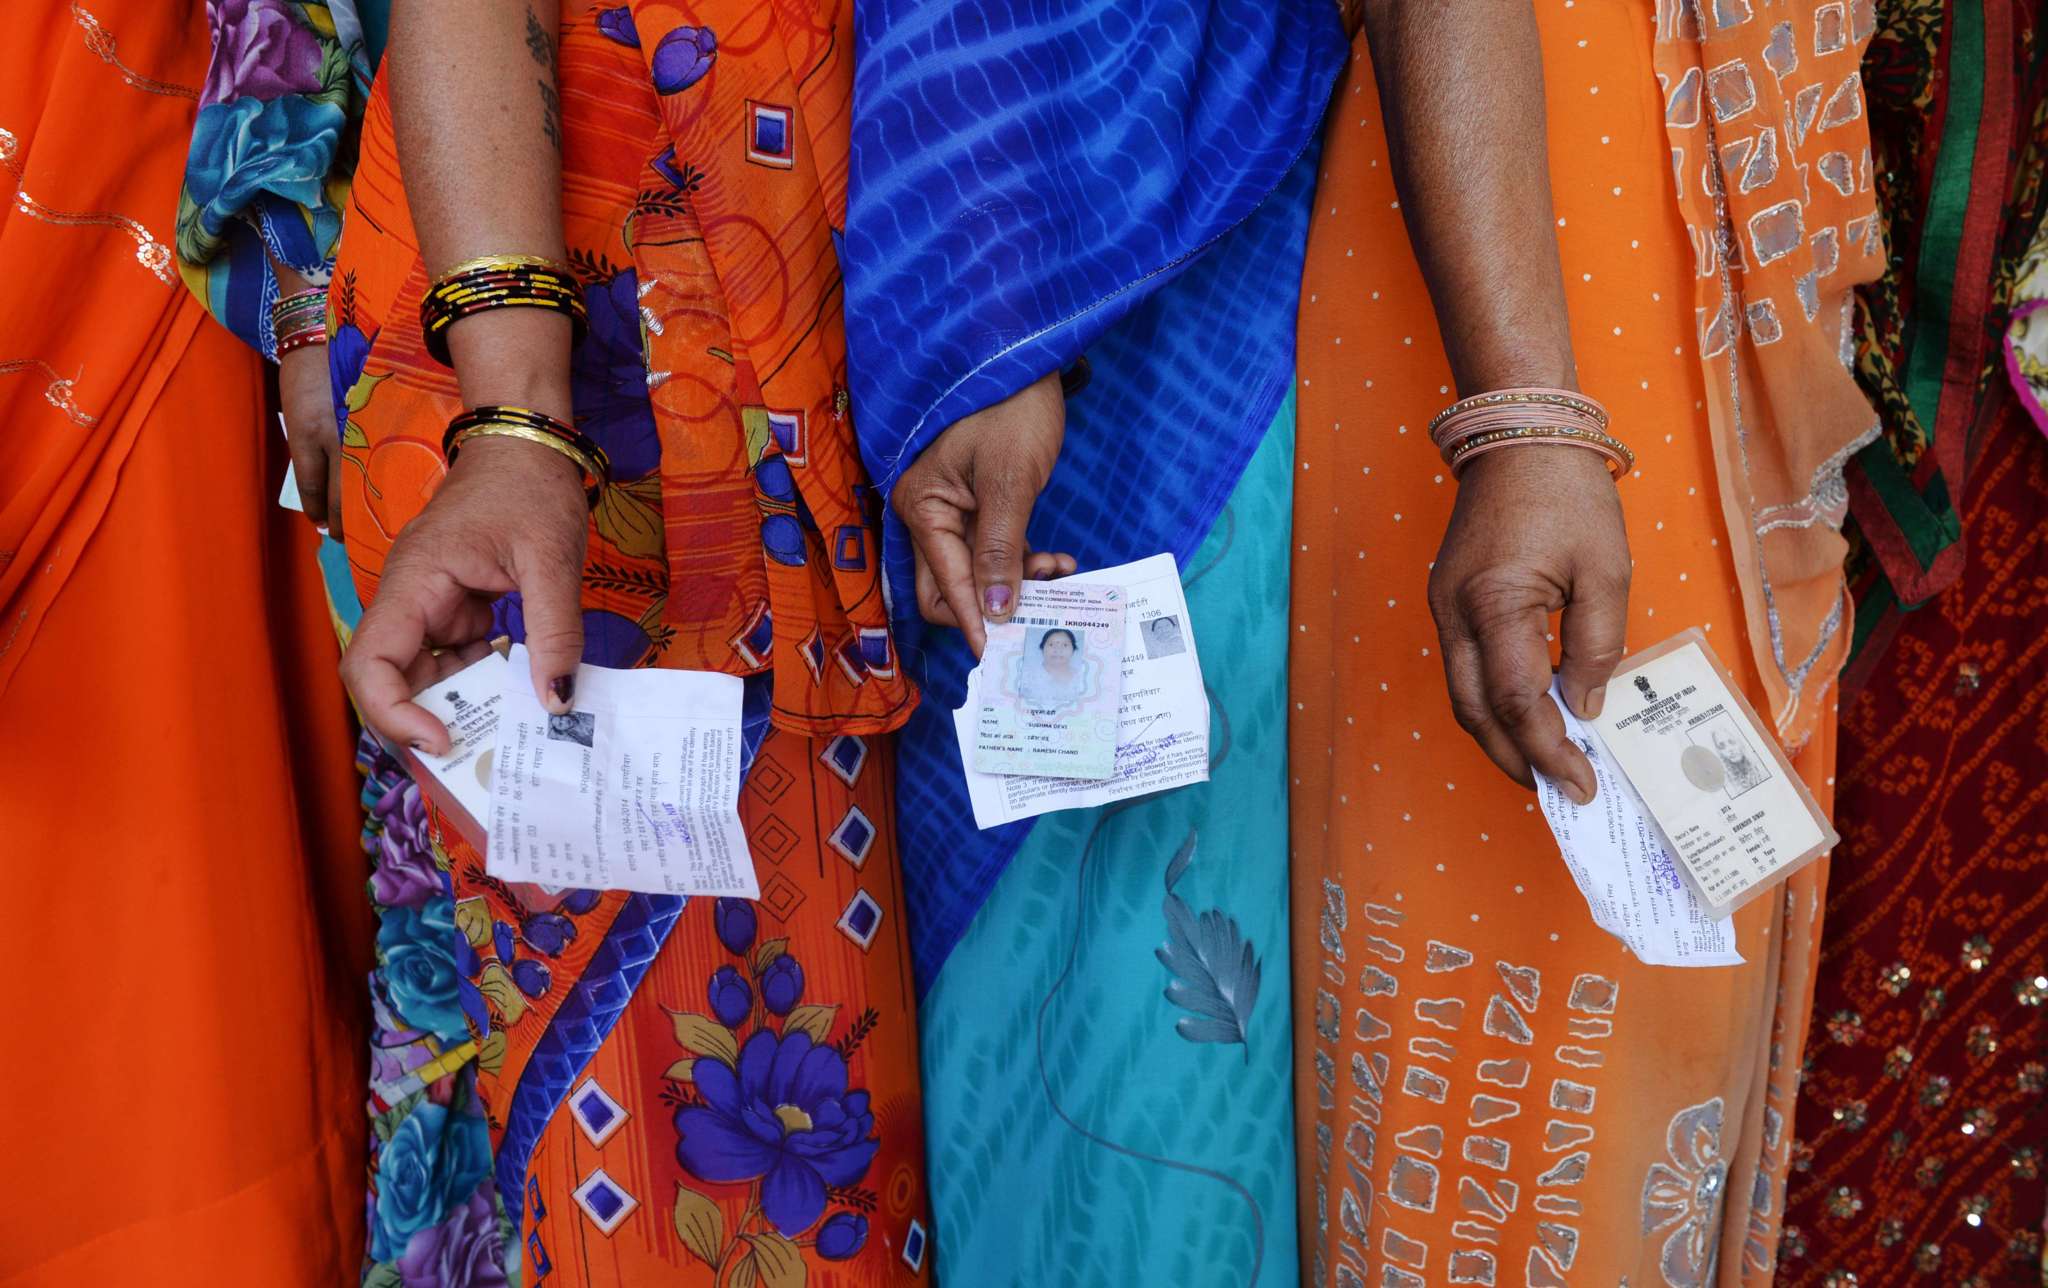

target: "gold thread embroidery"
[71,3,200,100]
[0,606,29,663]
[0,128,173,282]
[0,359,99,427]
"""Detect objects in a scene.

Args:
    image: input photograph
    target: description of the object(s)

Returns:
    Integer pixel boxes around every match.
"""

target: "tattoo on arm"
[525,9,554,68]
[527,9,560,152]
[538,80,561,152]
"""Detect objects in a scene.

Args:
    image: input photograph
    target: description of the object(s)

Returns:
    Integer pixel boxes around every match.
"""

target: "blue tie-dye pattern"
[843,0,1343,992]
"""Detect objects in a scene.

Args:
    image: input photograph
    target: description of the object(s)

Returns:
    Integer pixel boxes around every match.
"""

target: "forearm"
[388,0,572,419]
[1361,0,1577,395]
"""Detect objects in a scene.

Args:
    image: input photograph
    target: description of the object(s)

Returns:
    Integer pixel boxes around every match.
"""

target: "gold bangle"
[447,422,605,504]
[432,253,579,282]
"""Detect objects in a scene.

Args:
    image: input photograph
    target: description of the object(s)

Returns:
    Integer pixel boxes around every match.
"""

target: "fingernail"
[1583,685,1606,719]
[550,674,575,706]
[1574,780,1597,806]
[984,585,1011,617]
[409,740,426,752]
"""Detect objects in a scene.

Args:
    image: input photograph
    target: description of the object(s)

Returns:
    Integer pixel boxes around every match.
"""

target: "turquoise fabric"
[920,395,1297,1285]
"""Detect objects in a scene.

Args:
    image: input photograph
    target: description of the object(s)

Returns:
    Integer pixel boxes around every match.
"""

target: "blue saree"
[843,1,1343,1280]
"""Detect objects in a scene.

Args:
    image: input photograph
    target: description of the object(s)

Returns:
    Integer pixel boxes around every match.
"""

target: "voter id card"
[1589,629,1836,916]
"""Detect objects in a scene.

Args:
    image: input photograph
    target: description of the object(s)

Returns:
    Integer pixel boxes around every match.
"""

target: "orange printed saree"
[332,2,930,1282]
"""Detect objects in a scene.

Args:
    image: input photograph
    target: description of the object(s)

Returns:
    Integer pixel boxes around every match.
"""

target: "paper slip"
[973,580,1126,779]
[1535,684,1742,968]
[485,646,757,897]
[955,553,1210,828]
[407,648,758,897]
[1591,630,1837,916]
[278,414,303,513]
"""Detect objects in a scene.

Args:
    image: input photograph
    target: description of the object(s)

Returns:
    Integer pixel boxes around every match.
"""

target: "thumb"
[1557,564,1629,720]
[971,470,1035,625]
[518,552,586,714]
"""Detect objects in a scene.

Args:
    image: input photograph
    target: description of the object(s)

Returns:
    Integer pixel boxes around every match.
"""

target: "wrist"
[452,432,586,490]
[1457,440,1617,486]
[446,309,576,422]
[1447,352,1580,399]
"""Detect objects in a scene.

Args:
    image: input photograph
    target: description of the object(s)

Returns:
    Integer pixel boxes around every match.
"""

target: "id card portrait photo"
[973,582,1126,780]
[1590,629,1838,917]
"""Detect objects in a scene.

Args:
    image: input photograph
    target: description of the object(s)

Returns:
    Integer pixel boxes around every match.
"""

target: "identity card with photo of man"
[1588,629,1837,916]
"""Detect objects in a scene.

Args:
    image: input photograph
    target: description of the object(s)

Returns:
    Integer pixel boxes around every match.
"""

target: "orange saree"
[331,2,931,1282]
[1291,0,1880,1283]
[0,2,371,1283]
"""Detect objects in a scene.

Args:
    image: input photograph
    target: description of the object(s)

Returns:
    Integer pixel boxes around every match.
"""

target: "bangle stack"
[1428,386,1634,480]
[420,254,588,366]
[271,287,328,357]
[442,405,611,506]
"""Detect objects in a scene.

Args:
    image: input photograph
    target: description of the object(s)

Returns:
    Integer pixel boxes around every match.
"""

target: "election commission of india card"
[1589,629,1837,917]
[955,553,1210,828]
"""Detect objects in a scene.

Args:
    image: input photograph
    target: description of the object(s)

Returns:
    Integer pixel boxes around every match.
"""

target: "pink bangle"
[1447,425,1635,479]
[274,324,328,356]
[1430,386,1631,479]
[1431,387,1611,458]
[1429,387,1609,437]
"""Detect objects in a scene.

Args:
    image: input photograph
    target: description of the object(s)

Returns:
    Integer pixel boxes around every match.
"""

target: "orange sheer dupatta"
[1655,0,1885,748]
[0,3,201,698]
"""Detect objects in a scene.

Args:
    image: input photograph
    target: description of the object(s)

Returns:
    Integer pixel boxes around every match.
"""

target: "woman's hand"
[340,436,589,752]
[1427,444,1630,804]
[279,343,342,538]
[893,372,1076,655]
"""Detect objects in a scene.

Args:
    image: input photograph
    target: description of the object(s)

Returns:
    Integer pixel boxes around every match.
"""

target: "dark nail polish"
[551,674,575,706]
[984,585,1012,616]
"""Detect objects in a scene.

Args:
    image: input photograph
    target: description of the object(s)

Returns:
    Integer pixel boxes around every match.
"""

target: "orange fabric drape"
[0,3,372,1282]
[1290,1,1866,1281]
[330,3,932,1281]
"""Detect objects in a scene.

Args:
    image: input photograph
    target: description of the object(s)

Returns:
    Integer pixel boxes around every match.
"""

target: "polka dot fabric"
[1289,5,1842,1285]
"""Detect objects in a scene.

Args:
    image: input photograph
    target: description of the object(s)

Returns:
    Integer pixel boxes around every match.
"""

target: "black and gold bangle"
[420,255,589,366]
[442,405,611,506]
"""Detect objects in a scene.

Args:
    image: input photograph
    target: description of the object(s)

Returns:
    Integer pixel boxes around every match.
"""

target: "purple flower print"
[202,0,325,106]
[815,1211,868,1260]
[571,273,660,481]
[520,912,577,957]
[708,966,752,1028]
[559,888,601,915]
[511,958,552,998]
[714,898,756,956]
[651,26,716,95]
[487,597,651,670]
[594,7,640,47]
[760,954,804,1016]
[674,1030,879,1235]
[370,781,444,909]
[492,921,516,965]
[396,1184,511,1288]
[329,321,372,436]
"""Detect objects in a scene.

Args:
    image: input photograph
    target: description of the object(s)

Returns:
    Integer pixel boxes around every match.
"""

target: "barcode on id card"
[1015,617,1060,626]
